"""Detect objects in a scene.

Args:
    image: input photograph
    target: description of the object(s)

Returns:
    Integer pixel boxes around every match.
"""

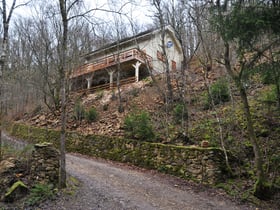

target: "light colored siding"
[86,27,183,74]
[138,31,183,73]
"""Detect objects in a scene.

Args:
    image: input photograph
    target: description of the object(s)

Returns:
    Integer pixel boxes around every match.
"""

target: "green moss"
[5,181,28,197]
[253,179,272,199]
[4,122,228,185]
[35,142,53,147]
[63,176,80,196]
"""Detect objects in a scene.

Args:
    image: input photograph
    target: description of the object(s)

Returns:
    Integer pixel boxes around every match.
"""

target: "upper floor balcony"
[70,48,153,79]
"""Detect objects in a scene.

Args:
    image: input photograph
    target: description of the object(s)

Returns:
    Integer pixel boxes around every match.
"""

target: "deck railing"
[71,49,152,79]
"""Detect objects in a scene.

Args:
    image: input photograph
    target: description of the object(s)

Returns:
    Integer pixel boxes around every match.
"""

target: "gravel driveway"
[40,154,254,210]
[2,133,254,210]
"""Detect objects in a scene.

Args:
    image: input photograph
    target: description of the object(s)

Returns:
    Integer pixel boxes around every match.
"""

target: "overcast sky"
[4,0,153,25]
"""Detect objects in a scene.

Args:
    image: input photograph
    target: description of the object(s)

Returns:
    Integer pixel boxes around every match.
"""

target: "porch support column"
[86,74,94,89]
[69,80,73,91]
[108,71,114,89]
[132,61,141,82]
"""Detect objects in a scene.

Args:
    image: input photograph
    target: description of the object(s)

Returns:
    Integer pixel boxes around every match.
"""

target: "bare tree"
[0,0,31,160]
[151,0,173,104]
[0,0,16,160]
[57,0,126,188]
[123,10,166,101]
[109,3,129,112]
[12,15,59,113]
[186,1,233,172]
[0,0,16,72]
[57,0,70,189]
[162,0,202,139]
[10,5,96,116]
[210,0,280,197]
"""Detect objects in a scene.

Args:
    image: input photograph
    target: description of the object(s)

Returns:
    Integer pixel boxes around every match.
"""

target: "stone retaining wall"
[0,141,59,202]
[30,143,59,186]
[4,122,229,185]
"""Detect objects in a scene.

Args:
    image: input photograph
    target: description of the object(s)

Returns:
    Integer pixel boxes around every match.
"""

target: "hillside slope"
[12,60,280,207]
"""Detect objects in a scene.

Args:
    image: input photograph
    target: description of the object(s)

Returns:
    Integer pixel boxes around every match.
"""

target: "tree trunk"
[276,83,280,113]
[138,47,165,101]
[116,65,123,113]
[153,0,173,104]
[58,0,68,189]
[238,80,266,197]
[202,66,232,175]
[0,121,2,161]
[160,27,173,104]
[0,0,16,161]
[59,78,67,189]
[224,43,266,198]
[275,75,280,113]
[116,44,123,113]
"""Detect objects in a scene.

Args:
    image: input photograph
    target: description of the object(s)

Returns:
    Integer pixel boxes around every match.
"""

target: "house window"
[157,50,166,62]
[167,41,173,48]
[171,60,176,71]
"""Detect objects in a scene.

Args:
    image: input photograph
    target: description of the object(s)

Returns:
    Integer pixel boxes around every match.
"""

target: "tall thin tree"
[0,0,17,161]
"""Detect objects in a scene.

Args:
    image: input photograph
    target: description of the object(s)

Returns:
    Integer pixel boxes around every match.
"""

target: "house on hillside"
[70,25,183,92]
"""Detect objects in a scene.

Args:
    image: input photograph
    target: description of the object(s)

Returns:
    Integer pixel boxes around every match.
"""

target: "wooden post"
[108,71,114,89]
[132,61,142,82]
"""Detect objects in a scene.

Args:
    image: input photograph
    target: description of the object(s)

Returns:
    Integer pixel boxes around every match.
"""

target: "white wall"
[86,28,183,74]
[138,30,183,74]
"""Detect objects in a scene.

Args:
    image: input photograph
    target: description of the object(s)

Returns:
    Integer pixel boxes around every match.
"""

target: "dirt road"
[2,133,253,210]
[40,154,253,210]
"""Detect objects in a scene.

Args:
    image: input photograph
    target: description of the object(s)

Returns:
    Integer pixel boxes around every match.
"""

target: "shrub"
[256,62,279,85]
[103,104,109,111]
[259,85,277,103]
[173,103,188,124]
[129,88,139,97]
[258,86,277,113]
[85,107,98,123]
[73,100,85,121]
[204,78,230,109]
[210,78,230,104]
[26,184,55,206]
[95,90,104,100]
[124,111,155,141]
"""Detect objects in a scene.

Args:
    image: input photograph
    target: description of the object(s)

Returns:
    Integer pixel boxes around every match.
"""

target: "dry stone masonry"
[30,142,59,186]
[5,122,231,185]
[0,141,60,203]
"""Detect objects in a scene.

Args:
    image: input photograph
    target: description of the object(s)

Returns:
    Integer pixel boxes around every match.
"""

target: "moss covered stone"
[4,122,230,185]
[4,180,29,202]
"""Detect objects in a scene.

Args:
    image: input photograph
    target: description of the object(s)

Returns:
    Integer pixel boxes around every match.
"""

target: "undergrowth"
[26,184,56,206]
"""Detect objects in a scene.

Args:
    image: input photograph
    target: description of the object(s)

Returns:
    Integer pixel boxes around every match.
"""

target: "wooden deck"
[70,49,152,79]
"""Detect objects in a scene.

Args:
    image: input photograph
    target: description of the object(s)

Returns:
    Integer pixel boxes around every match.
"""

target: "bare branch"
[68,7,124,22]
[117,1,130,13]
[6,0,16,24]
[14,0,32,10]
[246,38,280,69]
[66,0,81,15]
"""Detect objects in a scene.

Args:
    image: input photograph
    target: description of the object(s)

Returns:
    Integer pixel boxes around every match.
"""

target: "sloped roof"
[83,25,182,60]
